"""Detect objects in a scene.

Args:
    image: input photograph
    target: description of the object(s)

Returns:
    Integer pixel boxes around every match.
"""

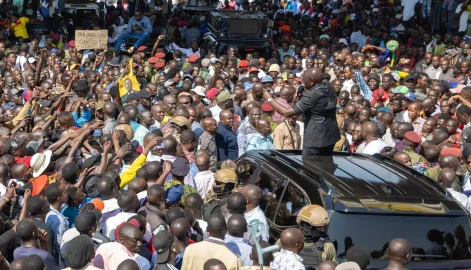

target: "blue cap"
[210,57,220,64]
[166,185,183,205]
[404,92,416,102]
[261,76,273,83]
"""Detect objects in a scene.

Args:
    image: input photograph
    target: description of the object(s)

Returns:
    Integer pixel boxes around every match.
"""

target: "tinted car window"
[328,212,471,261]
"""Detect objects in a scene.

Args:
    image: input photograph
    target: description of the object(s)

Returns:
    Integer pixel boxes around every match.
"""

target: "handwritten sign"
[75,30,108,51]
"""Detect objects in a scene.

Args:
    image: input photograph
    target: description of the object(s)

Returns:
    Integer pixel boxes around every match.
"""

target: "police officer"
[202,168,238,221]
[296,204,338,269]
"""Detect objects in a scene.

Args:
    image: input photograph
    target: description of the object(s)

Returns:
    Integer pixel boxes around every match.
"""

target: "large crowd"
[0,0,470,269]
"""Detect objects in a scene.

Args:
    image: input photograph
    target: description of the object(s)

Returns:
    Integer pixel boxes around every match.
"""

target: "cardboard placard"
[75,30,108,51]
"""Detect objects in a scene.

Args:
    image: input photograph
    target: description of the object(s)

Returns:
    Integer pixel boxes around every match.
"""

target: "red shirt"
[15,156,32,168]
[371,88,389,104]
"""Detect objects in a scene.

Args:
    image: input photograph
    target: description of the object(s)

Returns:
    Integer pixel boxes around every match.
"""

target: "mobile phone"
[92,129,103,137]
[15,188,25,196]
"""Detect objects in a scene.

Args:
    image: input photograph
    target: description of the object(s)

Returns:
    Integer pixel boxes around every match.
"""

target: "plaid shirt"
[411,117,426,134]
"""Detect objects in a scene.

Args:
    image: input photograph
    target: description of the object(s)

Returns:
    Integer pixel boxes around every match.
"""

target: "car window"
[272,183,309,227]
[329,212,471,261]
[235,158,259,187]
[258,163,287,221]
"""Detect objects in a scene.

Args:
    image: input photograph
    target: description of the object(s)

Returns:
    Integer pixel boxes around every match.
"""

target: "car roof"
[244,150,466,215]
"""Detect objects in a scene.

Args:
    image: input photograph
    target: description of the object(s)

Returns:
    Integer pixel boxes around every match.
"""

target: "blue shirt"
[126,15,153,33]
[72,109,92,128]
[216,123,238,161]
[46,206,69,261]
[14,246,60,270]
[225,235,252,266]
[61,205,80,228]
[246,133,274,152]
[130,120,140,132]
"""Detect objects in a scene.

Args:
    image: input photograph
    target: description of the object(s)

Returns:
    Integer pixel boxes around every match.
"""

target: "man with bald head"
[393,152,412,167]
[134,110,153,146]
[150,104,166,131]
[385,238,411,270]
[216,109,238,161]
[246,119,274,151]
[272,86,295,123]
[356,121,387,155]
[241,184,268,242]
[439,168,471,212]
[225,214,252,266]
[263,68,340,158]
[100,102,117,135]
[170,217,191,269]
[198,117,218,171]
[94,223,141,270]
[271,228,305,269]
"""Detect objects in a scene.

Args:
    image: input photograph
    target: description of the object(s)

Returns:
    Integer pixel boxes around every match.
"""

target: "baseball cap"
[153,231,175,264]
[392,86,409,94]
[171,157,190,177]
[207,88,221,99]
[367,73,380,82]
[216,91,236,103]
[261,76,273,83]
[166,184,184,205]
[404,92,416,102]
[239,60,249,67]
[248,67,259,73]
[5,137,27,154]
[338,38,348,45]
[404,75,416,81]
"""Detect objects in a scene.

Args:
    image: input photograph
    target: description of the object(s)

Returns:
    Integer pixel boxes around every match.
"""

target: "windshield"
[328,212,471,261]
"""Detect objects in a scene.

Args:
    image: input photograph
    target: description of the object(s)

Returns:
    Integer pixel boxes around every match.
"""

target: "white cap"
[28,57,36,64]
[373,7,380,12]
[338,38,348,45]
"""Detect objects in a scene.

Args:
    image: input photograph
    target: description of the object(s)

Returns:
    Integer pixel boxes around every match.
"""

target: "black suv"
[237,150,471,269]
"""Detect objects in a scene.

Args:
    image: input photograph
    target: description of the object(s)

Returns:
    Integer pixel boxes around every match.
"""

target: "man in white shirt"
[356,121,387,155]
[439,168,471,213]
[241,184,269,242]
[194,154,215,200]
[103,190,153,242]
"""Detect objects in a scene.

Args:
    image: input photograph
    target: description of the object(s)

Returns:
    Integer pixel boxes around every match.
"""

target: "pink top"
[272,98,291,124]
[93,242,136,270]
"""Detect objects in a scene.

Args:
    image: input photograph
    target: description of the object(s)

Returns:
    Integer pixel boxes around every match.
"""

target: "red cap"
[137,46,147,52]
[148,57,159,64]
[188,54,199,63]
[30,175,48,196]
[178,21,187,28]
[404,131,421,144]
[132,63,139,68]
[440,147,462,157]
[155,52,166,58]
[155,61,165,68]
[69,40,75,47]
[207,88,221,99]
[46,34,53,39]
[91,198,105,211]
[248,67,259,73]
[295,77,302,82]
[239,60,249,67]
[261,102,273,112]
[52,33,60,40]
[278,21,286,27]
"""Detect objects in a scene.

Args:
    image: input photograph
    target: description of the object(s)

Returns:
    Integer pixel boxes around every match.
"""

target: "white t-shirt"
[401,0,420,21]
[356,139,387,155]
[456,4,470,32]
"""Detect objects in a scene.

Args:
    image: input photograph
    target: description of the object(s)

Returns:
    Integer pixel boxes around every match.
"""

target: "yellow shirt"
[11,17,29,39]
[162,114,172,124]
